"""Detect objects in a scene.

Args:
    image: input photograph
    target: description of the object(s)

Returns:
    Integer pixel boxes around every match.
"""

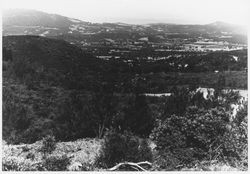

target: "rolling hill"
[2,35,106,89]
[3,9,247,45]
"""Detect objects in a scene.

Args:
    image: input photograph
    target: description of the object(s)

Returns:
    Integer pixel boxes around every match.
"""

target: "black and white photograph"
[1,0,248,171]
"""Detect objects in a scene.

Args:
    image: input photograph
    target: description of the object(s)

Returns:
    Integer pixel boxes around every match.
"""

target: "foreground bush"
[40,135,56,155]
[151,101,247,170]
[97,129,153,168]
[43,154,71,171]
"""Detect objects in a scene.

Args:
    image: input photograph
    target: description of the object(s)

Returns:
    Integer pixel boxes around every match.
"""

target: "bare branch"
[107,161,152,171]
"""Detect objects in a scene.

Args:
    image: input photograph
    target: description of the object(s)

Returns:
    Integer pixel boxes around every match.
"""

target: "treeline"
[124,49,247,73]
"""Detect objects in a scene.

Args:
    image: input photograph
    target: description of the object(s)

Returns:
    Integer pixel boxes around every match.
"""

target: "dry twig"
[107,161,152,171]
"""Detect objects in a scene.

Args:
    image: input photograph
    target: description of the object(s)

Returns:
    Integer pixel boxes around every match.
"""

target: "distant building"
[100,38,115,46]
[138,37,149,42]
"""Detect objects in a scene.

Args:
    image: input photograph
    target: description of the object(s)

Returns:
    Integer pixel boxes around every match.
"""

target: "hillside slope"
[3,35,105,89]
[2,35,133,144]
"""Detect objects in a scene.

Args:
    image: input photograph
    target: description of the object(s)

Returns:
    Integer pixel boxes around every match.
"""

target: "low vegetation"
[2,137,102,171]
[96,129,153,168]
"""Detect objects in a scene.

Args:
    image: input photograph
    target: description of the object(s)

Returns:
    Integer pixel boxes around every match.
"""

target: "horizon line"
[2,8,247,27]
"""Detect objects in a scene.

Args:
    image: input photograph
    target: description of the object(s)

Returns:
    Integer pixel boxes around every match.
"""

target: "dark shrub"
[97,129,153,168]
[43,155,70,171]
[150,92,248,170]
[129,94,154,137]
[22,145,30,152]
[26,152,35,160]
[40,135,56,155]
[152,151,180,171]
[151,106,230,166]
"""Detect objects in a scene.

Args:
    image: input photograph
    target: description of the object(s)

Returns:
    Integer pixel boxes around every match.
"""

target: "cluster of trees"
[129,50,247,73]
[150,88,247,170]
[94,49,247,75]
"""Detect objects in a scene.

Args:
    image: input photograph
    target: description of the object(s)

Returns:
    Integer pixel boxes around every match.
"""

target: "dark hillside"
[2,36,137,144]
[3,35,106,89]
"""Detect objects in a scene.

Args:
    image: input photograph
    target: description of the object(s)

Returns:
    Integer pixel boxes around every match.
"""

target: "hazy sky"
[2,0,249,25]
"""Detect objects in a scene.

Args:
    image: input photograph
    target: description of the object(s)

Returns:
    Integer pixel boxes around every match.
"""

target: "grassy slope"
[3,138,241,171]
[2,138,102,170]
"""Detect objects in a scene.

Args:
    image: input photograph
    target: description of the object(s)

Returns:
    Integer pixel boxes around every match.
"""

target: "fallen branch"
[137,161,152,167]
[107,161,152,171]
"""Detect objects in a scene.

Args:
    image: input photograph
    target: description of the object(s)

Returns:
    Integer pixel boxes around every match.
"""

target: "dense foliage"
[42,155,71,171]
[40,135,57,155]
[150,89,247,170]
[97,129,153,168]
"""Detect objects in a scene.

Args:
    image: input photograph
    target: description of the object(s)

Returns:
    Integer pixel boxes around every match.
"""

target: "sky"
[1,0,249,25]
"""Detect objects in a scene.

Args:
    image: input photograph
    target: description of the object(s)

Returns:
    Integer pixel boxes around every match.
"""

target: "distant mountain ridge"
[3,9,247,37]
[3,9,92,36]
[3,9,90,27]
